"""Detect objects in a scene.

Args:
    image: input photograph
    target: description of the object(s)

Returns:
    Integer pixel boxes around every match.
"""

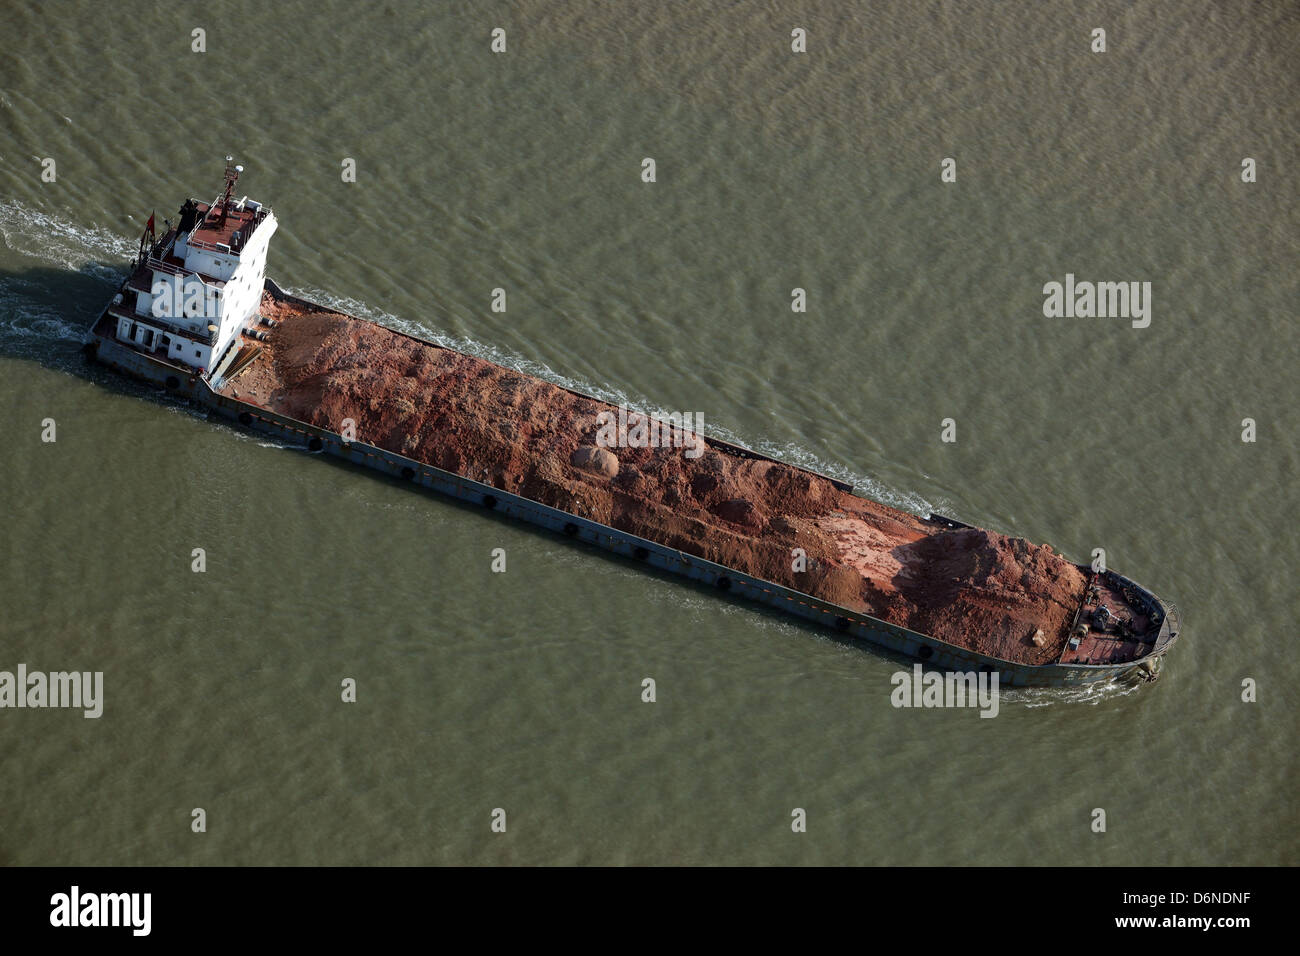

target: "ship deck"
[1059,573,1157,665]
[188,200,260,250]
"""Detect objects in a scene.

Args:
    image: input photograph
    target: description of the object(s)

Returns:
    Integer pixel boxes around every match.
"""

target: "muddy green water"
[0,0,1296,865]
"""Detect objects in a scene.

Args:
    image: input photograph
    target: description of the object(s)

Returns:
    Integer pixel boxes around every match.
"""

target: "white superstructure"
[112,158,277,373]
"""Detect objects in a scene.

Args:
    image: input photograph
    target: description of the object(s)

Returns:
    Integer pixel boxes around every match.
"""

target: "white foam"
[0,198,133,280]
[1009,677,1143,708]
[0,285,87,365]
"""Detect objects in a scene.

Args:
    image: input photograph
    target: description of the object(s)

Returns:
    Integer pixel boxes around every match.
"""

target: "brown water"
[0,0,1295,865]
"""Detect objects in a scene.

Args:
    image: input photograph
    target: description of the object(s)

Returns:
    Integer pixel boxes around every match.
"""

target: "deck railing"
[144,255,186,277]
[185,197,271,255]
[1152,604,1181,654]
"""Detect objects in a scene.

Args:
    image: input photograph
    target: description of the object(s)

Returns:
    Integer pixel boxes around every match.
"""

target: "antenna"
[219,156,242,226]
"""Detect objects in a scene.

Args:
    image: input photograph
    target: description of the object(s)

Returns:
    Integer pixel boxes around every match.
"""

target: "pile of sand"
[227,294,1087,665]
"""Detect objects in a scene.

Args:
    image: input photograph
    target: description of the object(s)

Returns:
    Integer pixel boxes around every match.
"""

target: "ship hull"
[85,280,1181,688]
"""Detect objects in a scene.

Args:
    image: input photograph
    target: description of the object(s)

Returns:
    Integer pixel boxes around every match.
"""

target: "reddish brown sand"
[224,292,1088,665]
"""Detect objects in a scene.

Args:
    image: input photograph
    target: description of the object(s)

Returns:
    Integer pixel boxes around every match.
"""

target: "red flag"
[146,211,155,232]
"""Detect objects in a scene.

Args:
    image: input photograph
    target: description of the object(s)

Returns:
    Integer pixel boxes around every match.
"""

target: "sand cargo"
[84,163,1181,687]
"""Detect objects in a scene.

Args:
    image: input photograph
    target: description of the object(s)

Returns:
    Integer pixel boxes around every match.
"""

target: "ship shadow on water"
[0,261,161,399]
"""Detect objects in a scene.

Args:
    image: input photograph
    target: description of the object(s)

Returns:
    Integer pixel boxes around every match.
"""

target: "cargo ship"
[84,161,1181,687]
